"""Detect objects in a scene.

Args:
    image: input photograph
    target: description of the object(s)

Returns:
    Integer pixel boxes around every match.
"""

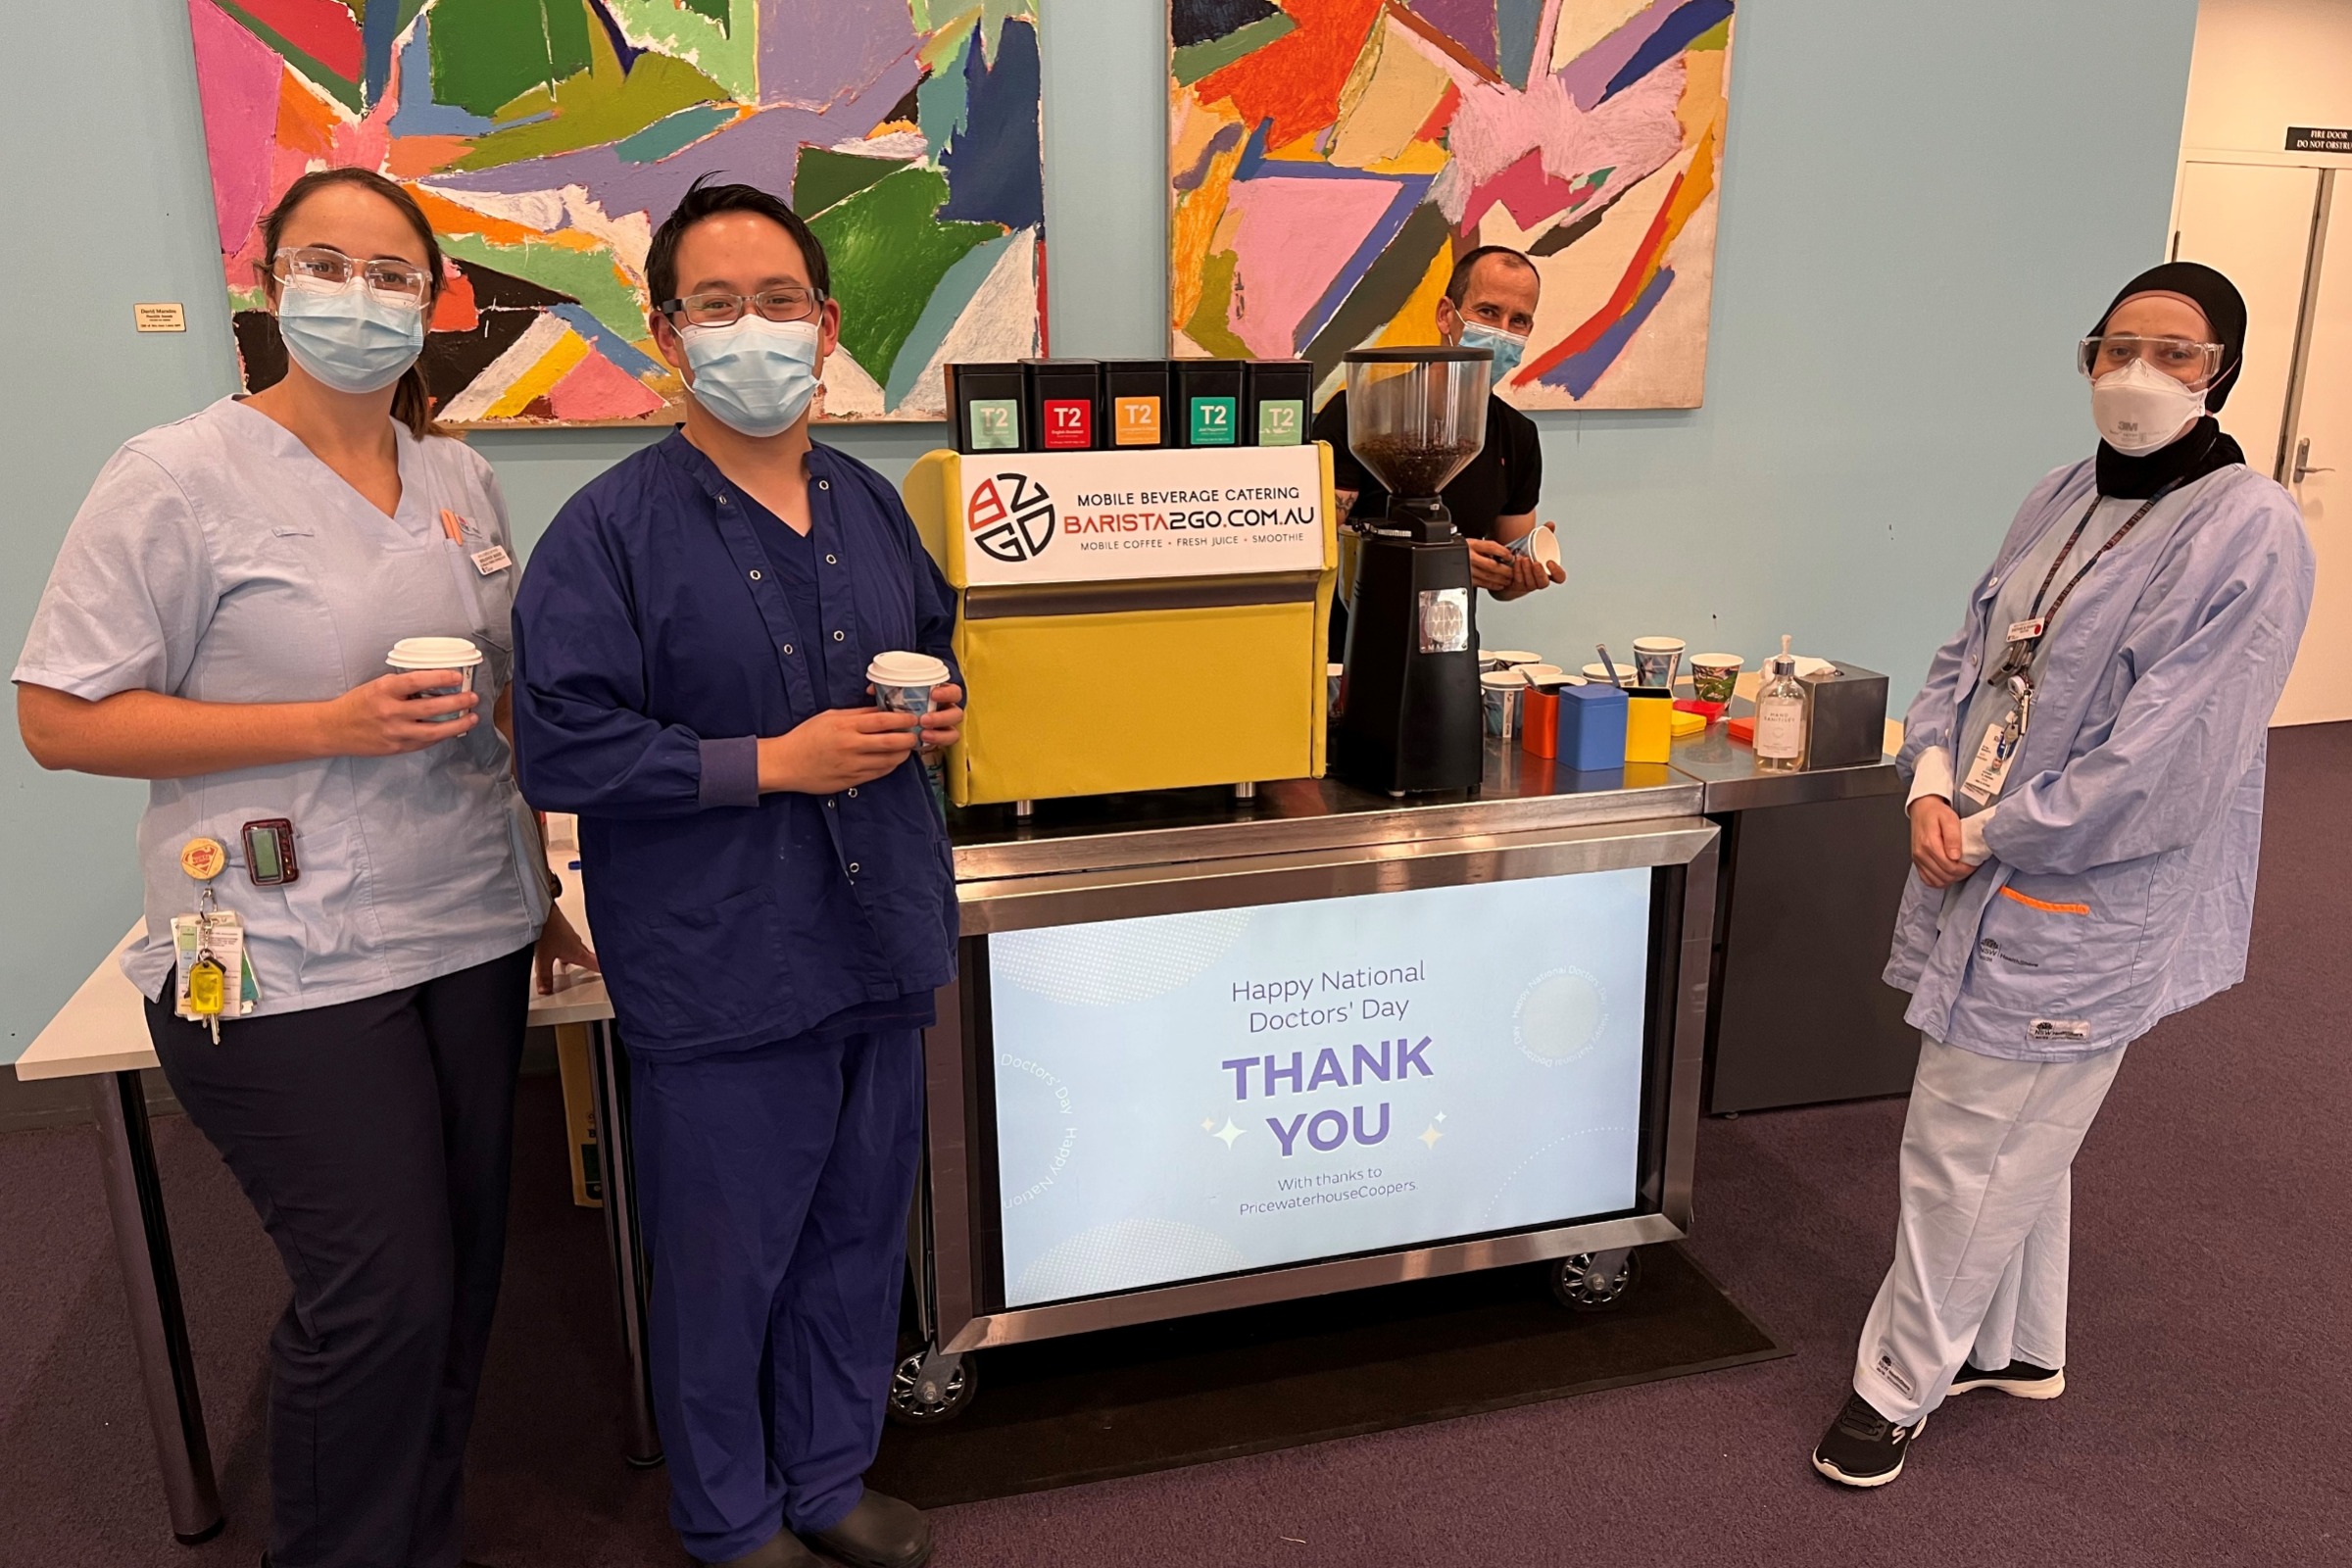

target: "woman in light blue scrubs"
[14,168,592,1567]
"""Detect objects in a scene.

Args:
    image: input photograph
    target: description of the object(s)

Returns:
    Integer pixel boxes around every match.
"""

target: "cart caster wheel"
[887,1344,977,1426]
[1550,1248,1642,1312]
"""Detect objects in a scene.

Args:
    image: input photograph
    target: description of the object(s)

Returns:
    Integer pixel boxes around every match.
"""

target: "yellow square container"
[1625,690,1676,764]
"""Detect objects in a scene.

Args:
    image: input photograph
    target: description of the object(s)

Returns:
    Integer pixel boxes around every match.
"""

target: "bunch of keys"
[188,893,228,1045]
[175,836,245,1045]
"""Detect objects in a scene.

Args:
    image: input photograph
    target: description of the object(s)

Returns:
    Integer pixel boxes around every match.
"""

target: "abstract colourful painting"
[1169,1,1734,409]
[187,1,1046,425]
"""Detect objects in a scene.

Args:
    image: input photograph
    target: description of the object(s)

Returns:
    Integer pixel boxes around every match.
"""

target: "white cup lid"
[1528,529,1560,568]
[867,651,950,687]
[1523,663,1567,682]
[1690,652,1743,666]
[1328,662,1346,676]
[1582,662,1635,680]
[387,635,482,667]
[1484,650,1542,665]
[1632,636,1686,653]
[1481,668,1527,689]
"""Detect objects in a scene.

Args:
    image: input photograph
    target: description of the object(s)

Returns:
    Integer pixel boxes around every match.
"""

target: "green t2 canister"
[1175,359,1245,448]
[946,363,1025,454]
[1022,358,1102,451]
[1102,359,1171,449]
[1246,360,1315,447]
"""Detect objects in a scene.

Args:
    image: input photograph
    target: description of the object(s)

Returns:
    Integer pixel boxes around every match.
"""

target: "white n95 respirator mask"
[2090,358,2206,455]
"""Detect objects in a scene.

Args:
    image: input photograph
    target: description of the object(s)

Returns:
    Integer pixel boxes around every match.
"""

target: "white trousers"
[1852,1035,2127,1426]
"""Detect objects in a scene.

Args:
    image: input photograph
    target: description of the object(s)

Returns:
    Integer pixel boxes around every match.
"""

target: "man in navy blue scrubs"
[512,177,960,1568]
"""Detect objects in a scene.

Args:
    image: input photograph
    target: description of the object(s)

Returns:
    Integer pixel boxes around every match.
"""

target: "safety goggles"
[2077,333,2223,387]
[272,246,434,308]
[657,286,826,328]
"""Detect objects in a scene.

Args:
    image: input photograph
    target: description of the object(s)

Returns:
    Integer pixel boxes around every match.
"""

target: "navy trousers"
[631,1028,923,1563]
[146,945,532,1568]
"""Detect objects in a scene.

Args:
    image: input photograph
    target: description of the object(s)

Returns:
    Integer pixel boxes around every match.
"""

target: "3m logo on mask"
[968,472,1056,564]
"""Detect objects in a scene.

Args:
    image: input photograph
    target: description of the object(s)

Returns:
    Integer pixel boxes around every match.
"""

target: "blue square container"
[1555,682,1629,771]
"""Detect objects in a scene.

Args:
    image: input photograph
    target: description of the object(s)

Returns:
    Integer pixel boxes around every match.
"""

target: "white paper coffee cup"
[868,651,951,717]
[386,636,482,721]
[1505,527,1561,569]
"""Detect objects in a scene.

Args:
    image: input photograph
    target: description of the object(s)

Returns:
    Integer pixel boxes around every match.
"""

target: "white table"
[9,858,662,1542]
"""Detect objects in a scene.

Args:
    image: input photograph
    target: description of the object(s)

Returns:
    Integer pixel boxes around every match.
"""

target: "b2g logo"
[968,472,1055,564]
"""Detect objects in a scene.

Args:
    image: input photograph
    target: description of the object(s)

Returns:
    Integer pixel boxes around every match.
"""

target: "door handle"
[2294,438,2334,483]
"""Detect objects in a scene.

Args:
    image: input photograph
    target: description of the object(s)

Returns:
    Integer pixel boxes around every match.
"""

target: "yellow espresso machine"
[900,443,1338,808]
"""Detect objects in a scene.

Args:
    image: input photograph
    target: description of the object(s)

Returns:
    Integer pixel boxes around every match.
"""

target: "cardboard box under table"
[902,444,1338,806]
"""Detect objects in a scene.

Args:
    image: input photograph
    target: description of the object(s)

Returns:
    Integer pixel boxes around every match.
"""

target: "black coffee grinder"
[1332,347,1490,795]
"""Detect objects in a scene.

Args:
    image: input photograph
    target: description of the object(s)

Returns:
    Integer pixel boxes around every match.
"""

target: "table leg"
[586,1022,662,1467]
[89,1070,224,1544]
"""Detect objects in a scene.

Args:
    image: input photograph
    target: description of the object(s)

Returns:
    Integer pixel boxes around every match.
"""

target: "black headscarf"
[2087,261,2249,497]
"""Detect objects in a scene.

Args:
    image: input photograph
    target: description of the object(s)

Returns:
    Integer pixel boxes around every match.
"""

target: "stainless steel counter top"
[948,741,1697,883]
[1667,724,1901,813]
[946,720,1898,884]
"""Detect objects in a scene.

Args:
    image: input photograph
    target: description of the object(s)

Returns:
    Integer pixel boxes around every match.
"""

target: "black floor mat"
[870,1245,1786,1506]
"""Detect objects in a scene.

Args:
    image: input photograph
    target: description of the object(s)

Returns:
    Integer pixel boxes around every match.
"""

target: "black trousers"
[146,946,533,1568]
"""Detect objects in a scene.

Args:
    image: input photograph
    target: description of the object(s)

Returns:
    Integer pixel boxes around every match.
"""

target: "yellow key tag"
[188,956,226,1017]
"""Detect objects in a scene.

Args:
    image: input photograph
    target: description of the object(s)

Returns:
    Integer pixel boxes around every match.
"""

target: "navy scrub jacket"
[512,434,960,1059]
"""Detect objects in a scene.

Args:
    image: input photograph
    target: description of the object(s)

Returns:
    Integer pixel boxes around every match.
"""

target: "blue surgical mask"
[681,317,822,438]
[275,277,427,395]
[1459,321,1529,383]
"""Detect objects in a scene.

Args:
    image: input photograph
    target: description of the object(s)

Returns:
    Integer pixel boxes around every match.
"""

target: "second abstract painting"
[1170,0,1736,409]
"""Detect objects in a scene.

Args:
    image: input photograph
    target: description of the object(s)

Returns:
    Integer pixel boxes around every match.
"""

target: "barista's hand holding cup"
[868,652,963,754]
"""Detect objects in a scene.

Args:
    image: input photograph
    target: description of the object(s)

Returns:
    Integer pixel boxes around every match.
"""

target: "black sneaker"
[1950,1358,2066,1399]
[1812,1391,1927,1488]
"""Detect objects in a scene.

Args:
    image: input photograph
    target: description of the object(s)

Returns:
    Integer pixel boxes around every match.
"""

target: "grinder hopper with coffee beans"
[1330,346,1491,795]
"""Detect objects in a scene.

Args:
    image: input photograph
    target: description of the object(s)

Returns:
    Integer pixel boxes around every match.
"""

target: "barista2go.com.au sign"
[956,446,1327,586]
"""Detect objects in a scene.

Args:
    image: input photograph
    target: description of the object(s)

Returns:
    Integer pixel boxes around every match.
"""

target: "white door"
[2174,161,2352,725]
[2174,161,2317,478]
[2275,179,2350,726]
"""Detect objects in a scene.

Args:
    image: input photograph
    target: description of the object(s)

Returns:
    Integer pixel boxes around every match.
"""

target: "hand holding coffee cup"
[386,637,484,716]
[868,652,961,753]
[1503,523,1565,589]
[319,636,482,756]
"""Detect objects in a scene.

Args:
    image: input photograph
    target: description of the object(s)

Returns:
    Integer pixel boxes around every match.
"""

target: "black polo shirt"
[1312,391,1543,540]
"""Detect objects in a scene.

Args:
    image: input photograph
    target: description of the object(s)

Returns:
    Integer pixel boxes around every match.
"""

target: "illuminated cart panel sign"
[956,445,1328,586]
[985,867,1652,1308]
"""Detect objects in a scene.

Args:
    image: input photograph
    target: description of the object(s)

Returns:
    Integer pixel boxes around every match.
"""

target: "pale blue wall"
[0,0,2198,1061]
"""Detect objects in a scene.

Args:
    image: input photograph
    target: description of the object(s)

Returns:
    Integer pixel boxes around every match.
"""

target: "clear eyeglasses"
[658,286,826,328]
[272,246,433,307]
[2077,333,2224,386]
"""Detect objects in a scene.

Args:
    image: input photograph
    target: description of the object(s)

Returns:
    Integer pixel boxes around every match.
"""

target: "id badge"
[1960,711,2021,806]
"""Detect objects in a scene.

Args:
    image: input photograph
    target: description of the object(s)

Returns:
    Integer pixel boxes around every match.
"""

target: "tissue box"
[1799,662,1890,770]
[1556,682,1629,770]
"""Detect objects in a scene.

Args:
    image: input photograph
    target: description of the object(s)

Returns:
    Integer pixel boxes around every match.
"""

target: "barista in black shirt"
[1316,247,1563,655]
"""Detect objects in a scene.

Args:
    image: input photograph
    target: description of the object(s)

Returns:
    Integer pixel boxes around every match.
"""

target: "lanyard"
[1988,479,2182,697]
[2028,479,2182,629]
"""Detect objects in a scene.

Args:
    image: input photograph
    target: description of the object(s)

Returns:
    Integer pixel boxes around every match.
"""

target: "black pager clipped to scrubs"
[241,818,299,887]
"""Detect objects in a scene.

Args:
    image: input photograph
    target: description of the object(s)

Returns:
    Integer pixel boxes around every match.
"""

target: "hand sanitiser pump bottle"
[1754,635,1805,771]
